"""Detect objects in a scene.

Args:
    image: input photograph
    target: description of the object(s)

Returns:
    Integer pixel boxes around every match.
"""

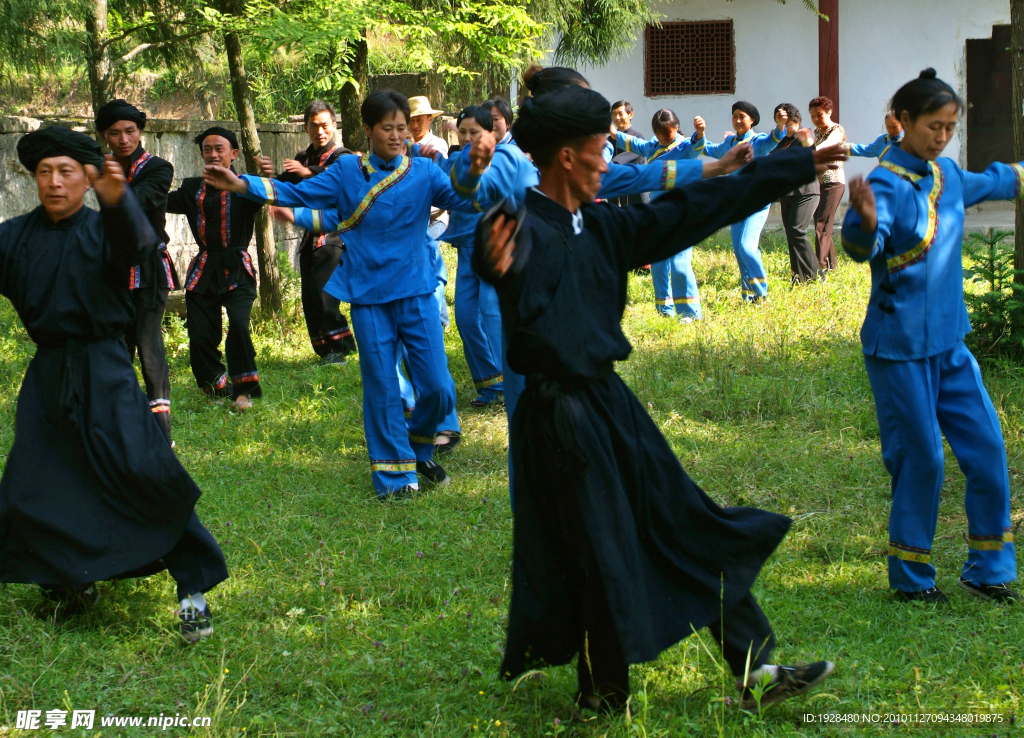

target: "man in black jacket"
[260,100,357,365]
[96,99,179,442]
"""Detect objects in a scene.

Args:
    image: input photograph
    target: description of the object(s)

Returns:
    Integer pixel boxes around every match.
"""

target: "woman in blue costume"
[702,102,788,302]
[614,108,707,321]
[843,69,1020,604]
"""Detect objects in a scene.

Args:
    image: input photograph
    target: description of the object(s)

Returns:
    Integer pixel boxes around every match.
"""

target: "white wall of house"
[580,0,1010,189]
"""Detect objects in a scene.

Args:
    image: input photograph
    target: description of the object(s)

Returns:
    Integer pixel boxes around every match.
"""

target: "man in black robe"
[95,99,179,442]
[167,127,263,409]
[474,86,843,712]
[258,100,357,365]
[0,127,227,642]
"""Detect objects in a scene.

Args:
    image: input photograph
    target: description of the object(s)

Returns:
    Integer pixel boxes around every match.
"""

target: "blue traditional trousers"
[730,205,770,300]
[429,234,451,328]
[651,248,702,319]
[350,293,457,494]
[864,341,1016,592]
[454,245,504,402]
[398,343,461,434]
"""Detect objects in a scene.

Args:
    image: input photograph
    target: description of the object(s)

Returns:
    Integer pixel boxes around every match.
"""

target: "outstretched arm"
[841,174,896,262]
[202,161,344,211]
[605,147,838,269]
[961,161,1024,208]
[846,133,887,158]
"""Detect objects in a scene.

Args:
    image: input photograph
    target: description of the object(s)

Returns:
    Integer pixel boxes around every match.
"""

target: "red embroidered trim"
[128,152,154,182]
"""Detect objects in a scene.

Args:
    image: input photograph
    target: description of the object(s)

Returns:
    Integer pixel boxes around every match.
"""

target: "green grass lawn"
[1,230,1022,737]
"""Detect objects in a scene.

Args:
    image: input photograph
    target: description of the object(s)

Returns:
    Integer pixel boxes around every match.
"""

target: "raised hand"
[796,127,814,146]
[469,130,496,175]
[257,155,276,176]
[693,116,706,139]
[417,141,440,160]
[282,159,313,178]
[202,164,247,194]
[812,143,847,175]
[774,107,789,130]
[85,155,127,207]
[848,176,877,232]
[484,212,517,277]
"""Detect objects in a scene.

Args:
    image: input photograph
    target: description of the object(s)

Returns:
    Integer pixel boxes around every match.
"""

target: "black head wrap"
[511,85,611,163]
[17,126,104,173]
[95,99,147,132]
[732,100,760,127]
[194,126,239,150]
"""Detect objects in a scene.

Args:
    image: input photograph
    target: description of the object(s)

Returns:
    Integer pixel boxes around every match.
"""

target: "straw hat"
[408,96,443,118]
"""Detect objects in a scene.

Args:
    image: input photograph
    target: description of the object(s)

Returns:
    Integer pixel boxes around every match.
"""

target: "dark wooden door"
[967,25,1013,172]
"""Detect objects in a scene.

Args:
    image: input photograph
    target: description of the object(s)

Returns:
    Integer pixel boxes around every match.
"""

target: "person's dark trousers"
[161,512,229,600]
[707,593,776,676]
[814,182,846,271]
[125,288,173,441]
[185,278,262,400]
[779,193,821,283]
[299,241,356,359]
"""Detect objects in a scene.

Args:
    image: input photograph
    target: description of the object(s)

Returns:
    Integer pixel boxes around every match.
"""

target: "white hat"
[408,96,443,118]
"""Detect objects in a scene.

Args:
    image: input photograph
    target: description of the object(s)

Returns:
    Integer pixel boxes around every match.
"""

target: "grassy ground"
[1,230,1022,737]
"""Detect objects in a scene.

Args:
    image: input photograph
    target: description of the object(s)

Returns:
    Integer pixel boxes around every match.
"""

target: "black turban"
[95,98,147,132]
[194,126,239,150]
[732,100,760,127]
[17,126,104,173]
[511,85,611,161]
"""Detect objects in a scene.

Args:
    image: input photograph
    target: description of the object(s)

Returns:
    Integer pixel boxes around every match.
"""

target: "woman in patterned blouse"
[809,96,846,273]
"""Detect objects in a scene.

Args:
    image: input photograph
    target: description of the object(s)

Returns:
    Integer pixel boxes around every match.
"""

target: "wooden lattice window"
[645,20,735,97]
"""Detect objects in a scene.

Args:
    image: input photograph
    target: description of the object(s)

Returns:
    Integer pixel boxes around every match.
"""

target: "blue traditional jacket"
[846,132,903,159]
[239,151,480,305]
[703,126,786,161]
[841,144,1024,360]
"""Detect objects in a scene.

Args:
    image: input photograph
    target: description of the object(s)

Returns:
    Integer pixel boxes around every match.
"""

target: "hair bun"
[523,65,544,92]
[919,68,937,80]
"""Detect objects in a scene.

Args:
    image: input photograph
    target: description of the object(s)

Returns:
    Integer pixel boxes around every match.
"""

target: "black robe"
[0,193,203,586]
[277,141,354,254]
[474,148,817,677]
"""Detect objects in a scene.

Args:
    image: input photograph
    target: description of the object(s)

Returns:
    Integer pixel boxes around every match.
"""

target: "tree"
[218,0,283,315]
[1012,0,1024,283]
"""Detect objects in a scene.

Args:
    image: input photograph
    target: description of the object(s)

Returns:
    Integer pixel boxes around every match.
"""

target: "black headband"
[732,101,760,127]
[512,85,611,158]
[194,126,239,150]
[95,99,147,132]
[17,126,104,173]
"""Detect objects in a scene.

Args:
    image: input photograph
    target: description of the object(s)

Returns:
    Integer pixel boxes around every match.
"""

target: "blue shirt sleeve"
[960,161,1024,208]
[846,133,887,158]
[841,172,899,262]
[597,160,703,199]
[702,134,736,160]
[616,131,661,159]
[240,164,344,210]
[751,127,786,158]
[429,161,480,213]
[294,207,339,233]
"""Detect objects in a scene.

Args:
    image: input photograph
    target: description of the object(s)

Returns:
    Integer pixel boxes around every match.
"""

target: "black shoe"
[894,586,950,604]
[179,603,213,644]
[739,661,834,711]
[957,577,1020,603]
[468,397,491,408]
[378,485,417,502]
[320,352,347,366]
[434,431,462,456]
[416,459,451,487]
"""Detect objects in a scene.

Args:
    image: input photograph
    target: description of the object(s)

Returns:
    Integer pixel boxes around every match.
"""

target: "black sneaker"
[957,577,1020,603]
[379,485,417,502]
[434,431,462,456]
[416,459,451,487]
[320,352,347,366]
[894,586,950,604]
[179,603,213,644]
[740,661,834,711]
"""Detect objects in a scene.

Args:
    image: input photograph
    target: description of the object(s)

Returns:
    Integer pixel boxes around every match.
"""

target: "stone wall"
[0,115,315,278]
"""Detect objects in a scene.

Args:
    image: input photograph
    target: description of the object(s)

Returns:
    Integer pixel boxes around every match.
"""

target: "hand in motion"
[282,159,313,178]
[719,142,753,173]
[202,164,248,194]
[848,176,877,232]
[796,127,814,146]
[268,205,295,224]
[693,116,706,139]
[417,141,440,160]
[85,155,127,207]
[257,155,276,176]
[774,107,789,129]
[468,130,496,175]
[812,144,847,175]
[483,212,517,278]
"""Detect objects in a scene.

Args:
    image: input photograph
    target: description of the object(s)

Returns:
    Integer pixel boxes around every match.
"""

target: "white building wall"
[580,0,1010,191]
